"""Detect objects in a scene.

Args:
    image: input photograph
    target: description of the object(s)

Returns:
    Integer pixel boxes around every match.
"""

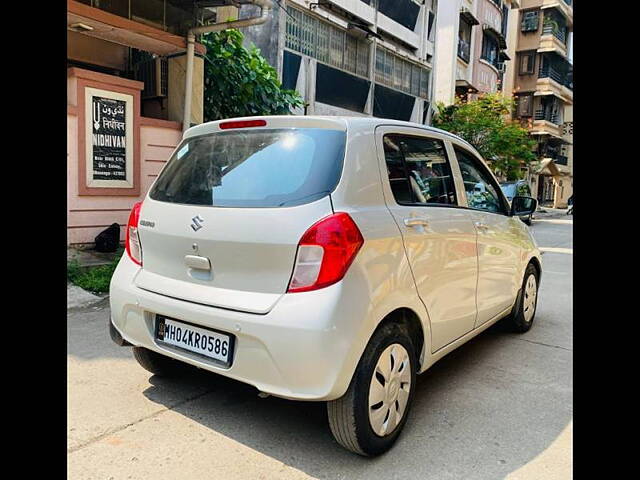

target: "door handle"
[404,217,429,227]
[184,255,211,271]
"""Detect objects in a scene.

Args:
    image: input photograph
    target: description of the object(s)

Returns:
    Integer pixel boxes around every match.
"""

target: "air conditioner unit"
[135,57,168,99]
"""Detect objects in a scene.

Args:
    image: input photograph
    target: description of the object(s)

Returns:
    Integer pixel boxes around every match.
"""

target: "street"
[67,217,572,480]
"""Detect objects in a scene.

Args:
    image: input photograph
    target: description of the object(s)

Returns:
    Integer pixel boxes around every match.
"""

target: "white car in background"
[110,116,541,456]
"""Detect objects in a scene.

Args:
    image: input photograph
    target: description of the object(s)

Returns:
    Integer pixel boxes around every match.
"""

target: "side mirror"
[511,196,537,216]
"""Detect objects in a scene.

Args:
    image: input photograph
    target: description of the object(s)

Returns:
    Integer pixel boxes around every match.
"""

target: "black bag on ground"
[94,223,120,253]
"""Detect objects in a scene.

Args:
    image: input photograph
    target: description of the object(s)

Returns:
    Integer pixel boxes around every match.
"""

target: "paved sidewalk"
[68,247,121,268]
[534,207,571,220]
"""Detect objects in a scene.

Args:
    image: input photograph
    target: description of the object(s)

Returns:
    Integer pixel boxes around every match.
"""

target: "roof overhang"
[460,8,480,26]
[530,130,565,141]
[541,3,573,28]
[456,79,480,93]
[347,21,382,40]
[535,158,561,176]
[483,24,507,50]
[67,0,206,56]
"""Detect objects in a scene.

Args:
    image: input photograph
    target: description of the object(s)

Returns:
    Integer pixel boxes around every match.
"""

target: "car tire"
[132,347,187,376]
[504,263,539,333]
[327,323,417,456]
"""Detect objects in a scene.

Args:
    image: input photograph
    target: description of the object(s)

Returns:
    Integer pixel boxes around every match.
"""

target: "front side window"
[150,128,346,208]
[454,146,507,215]
[383,135,457,206]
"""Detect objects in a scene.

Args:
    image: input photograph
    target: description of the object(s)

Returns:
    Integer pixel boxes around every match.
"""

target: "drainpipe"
[183,0,273,133]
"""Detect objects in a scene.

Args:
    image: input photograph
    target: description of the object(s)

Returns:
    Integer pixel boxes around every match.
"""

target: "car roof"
[184,115,479,153]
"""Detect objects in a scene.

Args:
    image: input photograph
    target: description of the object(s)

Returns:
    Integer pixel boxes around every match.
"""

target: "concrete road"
[68,216,572,480]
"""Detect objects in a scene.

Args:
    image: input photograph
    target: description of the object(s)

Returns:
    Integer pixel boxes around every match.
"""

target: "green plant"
[432,93,537,180]
[67,248,124,294]
[201,29,304,121]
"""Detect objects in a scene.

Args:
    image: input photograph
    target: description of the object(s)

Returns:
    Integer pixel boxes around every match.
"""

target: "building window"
[285,5,370,79]
[521,10,539,32]
[375,47,430,98]
[458,18,472,63]
[481,33,499,68]
[519,51,536,75]
[501,4,509,37]
[516,94,533,117]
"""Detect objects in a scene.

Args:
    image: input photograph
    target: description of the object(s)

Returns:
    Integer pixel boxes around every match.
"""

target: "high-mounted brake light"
[125,201,143,266]
[288,212,364,293]
[219,119,267,130]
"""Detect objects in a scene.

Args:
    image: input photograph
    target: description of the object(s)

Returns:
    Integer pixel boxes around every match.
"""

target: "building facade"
[433,0,518,105]
[508,0,573,207]
[67,0,222,245]
[233,0,438,123]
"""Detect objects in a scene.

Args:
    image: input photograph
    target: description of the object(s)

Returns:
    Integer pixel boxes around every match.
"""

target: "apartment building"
[233,0,437,123]
[507,0,573,207]
[433,0,518,105]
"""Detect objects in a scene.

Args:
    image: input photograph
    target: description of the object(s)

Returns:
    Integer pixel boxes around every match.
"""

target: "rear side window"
[382,134,457,206]
[150,128,346,207]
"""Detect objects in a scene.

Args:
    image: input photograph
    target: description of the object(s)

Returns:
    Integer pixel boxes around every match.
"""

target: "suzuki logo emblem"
[191,215,204,232]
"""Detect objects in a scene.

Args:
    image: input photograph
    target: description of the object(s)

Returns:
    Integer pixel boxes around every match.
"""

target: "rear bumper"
[109,255,369,401]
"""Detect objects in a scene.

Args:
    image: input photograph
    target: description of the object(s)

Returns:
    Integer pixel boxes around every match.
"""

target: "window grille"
[374,46,431,99]
[285,6,370,79]
[521,10,539,32]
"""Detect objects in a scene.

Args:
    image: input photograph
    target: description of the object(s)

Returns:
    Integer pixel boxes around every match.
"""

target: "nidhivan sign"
[84,87,134,189]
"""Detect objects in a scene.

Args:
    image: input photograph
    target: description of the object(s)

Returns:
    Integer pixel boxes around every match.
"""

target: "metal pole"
[182,32,195,134]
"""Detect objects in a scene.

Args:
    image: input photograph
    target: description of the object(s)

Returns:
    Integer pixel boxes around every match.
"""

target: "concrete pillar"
[167,53,204,126]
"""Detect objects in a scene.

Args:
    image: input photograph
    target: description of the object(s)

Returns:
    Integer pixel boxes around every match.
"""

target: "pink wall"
[67,111,181,245]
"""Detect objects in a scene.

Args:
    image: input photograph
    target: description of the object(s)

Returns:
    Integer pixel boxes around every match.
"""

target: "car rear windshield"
[149,128,346,208]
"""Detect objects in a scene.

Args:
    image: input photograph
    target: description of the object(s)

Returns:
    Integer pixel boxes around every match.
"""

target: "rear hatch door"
[135,118,346,314]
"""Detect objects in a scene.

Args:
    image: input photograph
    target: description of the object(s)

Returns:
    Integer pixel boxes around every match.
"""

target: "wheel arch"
[528,255,542,283]
[369,307,427,371]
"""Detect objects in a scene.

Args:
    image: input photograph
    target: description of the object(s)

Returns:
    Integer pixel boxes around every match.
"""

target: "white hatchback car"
[110,116,541,456]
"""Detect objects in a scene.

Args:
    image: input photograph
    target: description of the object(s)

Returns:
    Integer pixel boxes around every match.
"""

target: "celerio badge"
[191,215,204,232]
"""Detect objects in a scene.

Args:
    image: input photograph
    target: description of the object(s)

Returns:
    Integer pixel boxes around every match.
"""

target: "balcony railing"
[542,22,567,44]
[534,109,559,124]
[457,38,470,63]
[538,64,573,90]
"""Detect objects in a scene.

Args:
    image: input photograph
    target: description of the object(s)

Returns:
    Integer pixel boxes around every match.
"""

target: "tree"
[200,29,304,121]
[432,93,537,180]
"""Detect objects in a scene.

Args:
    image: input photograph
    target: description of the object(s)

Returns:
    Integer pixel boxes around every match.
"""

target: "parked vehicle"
[500,180,534,225]
[109,116,541,456]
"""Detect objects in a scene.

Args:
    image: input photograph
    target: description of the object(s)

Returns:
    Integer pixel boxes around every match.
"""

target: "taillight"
[125,201,143,266]
[288,213,364,293]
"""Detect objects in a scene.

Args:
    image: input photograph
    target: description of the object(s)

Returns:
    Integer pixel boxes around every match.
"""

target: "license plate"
[155,316,234,367]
